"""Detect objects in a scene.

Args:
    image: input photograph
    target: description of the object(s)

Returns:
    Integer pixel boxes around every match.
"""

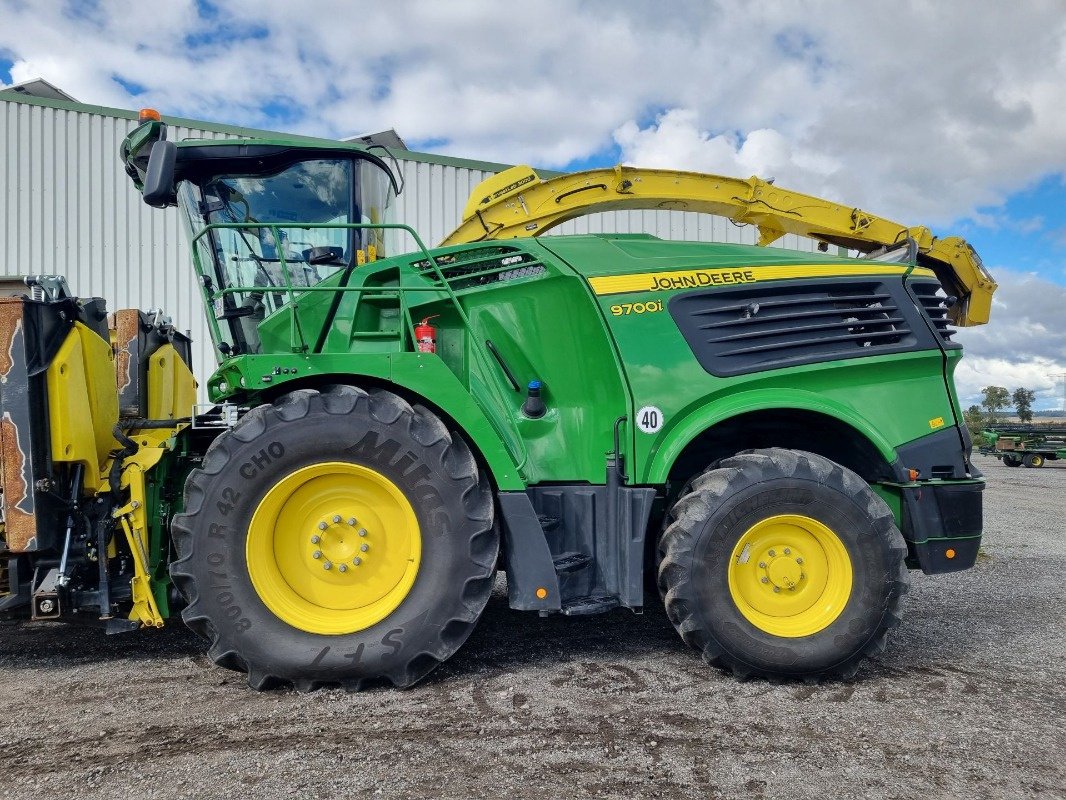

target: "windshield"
[178,157,394,355]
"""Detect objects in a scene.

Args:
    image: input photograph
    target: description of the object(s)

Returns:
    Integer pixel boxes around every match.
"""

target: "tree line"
[962,386,1038,435]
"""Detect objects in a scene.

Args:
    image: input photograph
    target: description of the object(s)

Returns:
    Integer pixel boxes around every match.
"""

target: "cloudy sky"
[2,0,1064,409]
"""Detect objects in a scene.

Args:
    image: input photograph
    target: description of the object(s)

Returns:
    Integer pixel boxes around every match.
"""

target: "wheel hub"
[308,515,370,572]
[727,514,853,637]
[765,551,804,590]
[246,462,421,635]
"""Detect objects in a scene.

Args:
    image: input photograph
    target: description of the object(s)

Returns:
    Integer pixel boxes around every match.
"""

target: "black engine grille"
[908,280,958,346]
[414,246,546,292]
[671,278,932,377]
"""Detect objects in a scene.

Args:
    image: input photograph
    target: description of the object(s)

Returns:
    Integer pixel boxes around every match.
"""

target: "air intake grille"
[908,280,958,345]
[671,279,922,377]
[414,246,546,292]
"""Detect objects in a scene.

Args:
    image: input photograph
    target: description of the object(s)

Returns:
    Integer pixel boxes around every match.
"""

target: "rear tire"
[1003,455,1022,467]
[1023,453,1044,468]
[170,385,497,690]
[658,448,908,681]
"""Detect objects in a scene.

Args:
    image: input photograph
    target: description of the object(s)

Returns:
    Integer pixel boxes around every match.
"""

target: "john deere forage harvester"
[0,110,991,689]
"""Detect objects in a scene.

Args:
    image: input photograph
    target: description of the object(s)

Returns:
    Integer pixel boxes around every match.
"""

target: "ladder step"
[561,596,619,616]
[537,514,561,531]
[552,551,591,574]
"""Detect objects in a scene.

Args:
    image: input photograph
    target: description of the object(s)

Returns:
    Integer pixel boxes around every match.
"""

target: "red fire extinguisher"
[415,316,439,353]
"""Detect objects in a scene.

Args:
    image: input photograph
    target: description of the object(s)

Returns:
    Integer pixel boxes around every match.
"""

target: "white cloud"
[1,0,1063,404]
[0,1,1062,224]
[954,270,1066,409]
[613,111,843,194]
[954,356,1064,411]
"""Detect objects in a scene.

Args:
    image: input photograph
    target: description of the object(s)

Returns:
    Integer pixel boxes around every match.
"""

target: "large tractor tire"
[1003,454,1022,467]
[658,448,908,681]
[1023,453,1044,468]
[170,385,497,691]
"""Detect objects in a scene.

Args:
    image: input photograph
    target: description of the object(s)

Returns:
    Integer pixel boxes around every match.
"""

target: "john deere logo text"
[651,269,757,291]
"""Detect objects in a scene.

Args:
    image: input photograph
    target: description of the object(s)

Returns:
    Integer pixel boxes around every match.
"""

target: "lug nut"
[758,561,767,568]
[360,543,369,552]
[353,557,362,566]
[312,550,322,559]
[318,521,328,531]
[783,548,791,555]
[333,515,342,523]
[358,528,367,537]
[773,587,780,593]
[760,577,769,584]
[768,549,776,557]
[338,564,348,573]
[348,518,357,526]
[310,535,321,544]
[323,561,332,570]
[796,557,804,565]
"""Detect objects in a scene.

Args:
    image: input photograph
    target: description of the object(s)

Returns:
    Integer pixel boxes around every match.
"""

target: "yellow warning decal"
[929,417,946,429]
[587,264,936,297]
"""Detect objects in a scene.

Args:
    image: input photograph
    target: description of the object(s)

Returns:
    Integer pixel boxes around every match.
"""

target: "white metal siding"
[0,100,239,386]
[1,99,816,390]
[390,159,495,256]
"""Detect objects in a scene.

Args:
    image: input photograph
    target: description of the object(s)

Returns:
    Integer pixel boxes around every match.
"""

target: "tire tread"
[657,447,909,681]
[170,384,496,691]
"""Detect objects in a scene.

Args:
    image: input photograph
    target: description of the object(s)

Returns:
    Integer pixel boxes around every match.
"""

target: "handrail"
[191,221,472,353]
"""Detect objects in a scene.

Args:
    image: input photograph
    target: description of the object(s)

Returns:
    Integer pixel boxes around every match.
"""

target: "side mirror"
[143,140,178,207]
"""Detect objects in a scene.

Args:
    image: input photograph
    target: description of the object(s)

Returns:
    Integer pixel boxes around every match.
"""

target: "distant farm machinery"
[978,427,1066,468]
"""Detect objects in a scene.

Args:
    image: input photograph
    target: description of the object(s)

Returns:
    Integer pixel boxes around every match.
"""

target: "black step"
[561,596,620,616]
[537,514,561,531]
[552,551,592,574]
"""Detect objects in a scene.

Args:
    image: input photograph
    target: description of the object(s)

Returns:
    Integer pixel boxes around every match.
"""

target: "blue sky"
[1,1,1064,408]
[959,175,1066,284]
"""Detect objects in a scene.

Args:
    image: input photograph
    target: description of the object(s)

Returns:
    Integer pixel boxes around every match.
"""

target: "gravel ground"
[1,457,1063,800]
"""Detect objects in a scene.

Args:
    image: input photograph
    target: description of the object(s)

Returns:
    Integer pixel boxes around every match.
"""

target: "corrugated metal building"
[0,91,815,386]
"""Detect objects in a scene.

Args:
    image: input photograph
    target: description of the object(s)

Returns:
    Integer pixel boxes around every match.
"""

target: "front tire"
[170,385,497,690]
[658,448,908,681]
[1023,453,1044,468]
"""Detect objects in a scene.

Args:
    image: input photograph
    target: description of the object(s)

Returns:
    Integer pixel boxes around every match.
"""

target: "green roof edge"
[0,92,556,175]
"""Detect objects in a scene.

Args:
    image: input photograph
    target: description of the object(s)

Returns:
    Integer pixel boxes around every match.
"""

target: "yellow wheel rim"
[727,514,853,638]
[246,462,421,635]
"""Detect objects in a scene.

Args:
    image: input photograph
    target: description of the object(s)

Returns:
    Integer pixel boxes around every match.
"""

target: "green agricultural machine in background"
[0,109,994,689]
[978,426,1066,467]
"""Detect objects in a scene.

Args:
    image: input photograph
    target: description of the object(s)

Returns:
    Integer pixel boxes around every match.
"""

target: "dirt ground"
[0,457,1063,800]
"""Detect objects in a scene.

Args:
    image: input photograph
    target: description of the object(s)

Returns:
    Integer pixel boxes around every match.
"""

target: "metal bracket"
[31,567,62,619]
[191,402,243,429]
[24,275,73,302]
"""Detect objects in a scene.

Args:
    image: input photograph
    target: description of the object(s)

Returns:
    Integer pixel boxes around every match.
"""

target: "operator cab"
[176,147,397,354]
[122,117,400,356]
